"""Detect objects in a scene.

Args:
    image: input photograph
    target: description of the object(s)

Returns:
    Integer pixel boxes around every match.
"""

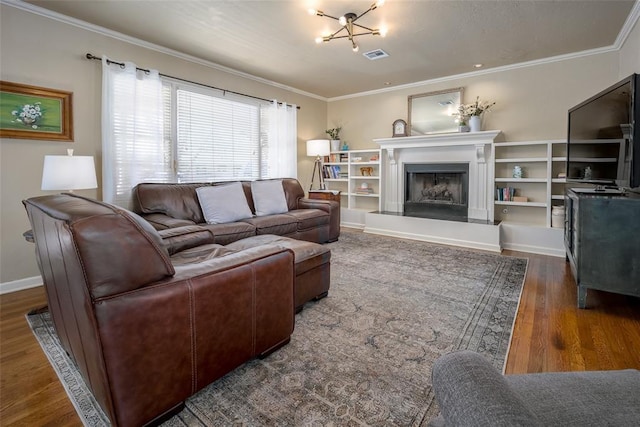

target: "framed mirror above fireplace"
[408,87,463,136]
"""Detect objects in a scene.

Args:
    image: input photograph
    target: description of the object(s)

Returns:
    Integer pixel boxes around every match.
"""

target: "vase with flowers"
[453,96,496,132]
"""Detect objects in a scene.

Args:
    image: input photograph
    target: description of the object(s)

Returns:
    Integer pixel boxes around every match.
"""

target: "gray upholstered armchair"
[430,350,640,426]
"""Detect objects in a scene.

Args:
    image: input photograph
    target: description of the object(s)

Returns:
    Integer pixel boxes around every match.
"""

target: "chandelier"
[309,0,387,52]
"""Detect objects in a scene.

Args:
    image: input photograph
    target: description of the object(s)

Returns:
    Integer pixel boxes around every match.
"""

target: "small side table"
[308,190,341,204]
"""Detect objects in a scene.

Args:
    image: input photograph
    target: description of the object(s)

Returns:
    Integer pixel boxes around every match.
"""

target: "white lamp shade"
[41,155,98,191]
[306,139,330,157]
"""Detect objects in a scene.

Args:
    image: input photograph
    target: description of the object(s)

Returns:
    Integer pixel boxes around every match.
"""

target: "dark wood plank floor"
[1,250,639,425]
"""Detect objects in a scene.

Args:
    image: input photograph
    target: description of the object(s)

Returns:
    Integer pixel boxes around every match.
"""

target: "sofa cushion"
[158,226,215,255]
[251,180,289,216]
[226,234,330,275]
[241,214,298,236]
[133,182,208,223]
[170,243,236,265]
[201,222,257,245]
[285,209,330,230]
[505,369,640,426]
[196,182,253,224]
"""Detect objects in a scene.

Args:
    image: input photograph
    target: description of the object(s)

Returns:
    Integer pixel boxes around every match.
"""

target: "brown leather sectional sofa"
[132,178,340,244]
[24,194,296,427]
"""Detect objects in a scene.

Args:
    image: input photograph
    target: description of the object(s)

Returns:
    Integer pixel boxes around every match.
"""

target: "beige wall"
[620,18,640,77]
[1,4,638,284]
[327,53,621,150]
[0,5,327,283]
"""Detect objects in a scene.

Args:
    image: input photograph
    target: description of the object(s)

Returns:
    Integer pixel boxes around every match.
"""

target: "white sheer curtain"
[101,56,169,208]
[265,100,298,178]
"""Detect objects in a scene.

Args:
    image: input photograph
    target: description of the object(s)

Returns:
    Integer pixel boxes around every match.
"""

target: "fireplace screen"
[404,163,469,220]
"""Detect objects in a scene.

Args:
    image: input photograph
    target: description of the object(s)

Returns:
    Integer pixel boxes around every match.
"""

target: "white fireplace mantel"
[374,131,502,163]
[373,130,502,221]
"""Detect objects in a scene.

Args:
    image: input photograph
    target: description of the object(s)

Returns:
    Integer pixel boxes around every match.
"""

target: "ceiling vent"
[363,49,389,60]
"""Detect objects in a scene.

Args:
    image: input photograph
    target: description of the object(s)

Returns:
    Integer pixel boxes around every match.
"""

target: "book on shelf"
[355,187,374,194]
[325,153,349,163]
[322,165,344,179]
[496,187,517,201]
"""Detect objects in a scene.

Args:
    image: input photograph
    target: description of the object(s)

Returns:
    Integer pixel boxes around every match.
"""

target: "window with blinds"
[164,81,268,183]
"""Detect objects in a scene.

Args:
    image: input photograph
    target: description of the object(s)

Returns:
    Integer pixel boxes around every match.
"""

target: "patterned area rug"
[27,230,527,426]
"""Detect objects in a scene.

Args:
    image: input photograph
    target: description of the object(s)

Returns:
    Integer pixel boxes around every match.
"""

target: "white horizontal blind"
[175,87,262,183]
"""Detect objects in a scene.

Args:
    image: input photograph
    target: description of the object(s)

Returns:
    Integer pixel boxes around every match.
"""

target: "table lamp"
[41,149,98,192]
[307,139,330,190]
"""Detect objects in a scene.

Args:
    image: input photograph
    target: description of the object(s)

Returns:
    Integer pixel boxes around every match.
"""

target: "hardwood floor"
[0,286,80,426]
[1,251,639,425]
[504,250,640,374]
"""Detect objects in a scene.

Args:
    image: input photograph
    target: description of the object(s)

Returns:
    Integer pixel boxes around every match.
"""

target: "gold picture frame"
[0,81,73,141]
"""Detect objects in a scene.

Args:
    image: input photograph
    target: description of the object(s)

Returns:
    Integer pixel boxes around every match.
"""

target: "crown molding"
[3,0,637,104]
[614,0,640,49]
[328,44,619,102]
[1,0,327,102]
[329,0,640,102]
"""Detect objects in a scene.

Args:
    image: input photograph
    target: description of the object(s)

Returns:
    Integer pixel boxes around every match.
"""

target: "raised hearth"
[367,131,503,252]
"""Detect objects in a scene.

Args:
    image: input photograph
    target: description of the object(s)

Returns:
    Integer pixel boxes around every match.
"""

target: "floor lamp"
[307,139,331,191]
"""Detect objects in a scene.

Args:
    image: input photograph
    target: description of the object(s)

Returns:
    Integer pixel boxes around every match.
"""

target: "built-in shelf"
[322,149,381,212]
[570,157,618,163]
[493,139,567,227]
[495,201,547,207]
[495,178,547,183]
[495,157,547,163]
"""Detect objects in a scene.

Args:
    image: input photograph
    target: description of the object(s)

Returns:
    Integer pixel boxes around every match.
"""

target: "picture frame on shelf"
[0,81,73,141]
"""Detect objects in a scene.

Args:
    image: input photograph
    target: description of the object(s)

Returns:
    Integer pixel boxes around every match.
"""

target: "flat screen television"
[566,73,639,191]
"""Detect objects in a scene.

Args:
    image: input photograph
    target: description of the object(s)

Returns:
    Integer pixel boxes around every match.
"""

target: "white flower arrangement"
[452,97,496,125]
[11,102,43,129]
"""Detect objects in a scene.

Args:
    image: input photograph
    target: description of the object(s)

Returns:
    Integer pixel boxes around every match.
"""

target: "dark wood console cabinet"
[565,188,640,308]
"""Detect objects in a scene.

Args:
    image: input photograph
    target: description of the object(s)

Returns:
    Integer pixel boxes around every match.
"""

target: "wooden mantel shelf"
[373,130,502,150]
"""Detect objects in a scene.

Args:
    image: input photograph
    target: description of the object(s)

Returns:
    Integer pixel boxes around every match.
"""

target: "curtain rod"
[85,53,300,110]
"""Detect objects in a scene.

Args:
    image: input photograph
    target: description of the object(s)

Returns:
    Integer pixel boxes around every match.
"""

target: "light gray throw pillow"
[196,182,253,224]
[251,180,289,216]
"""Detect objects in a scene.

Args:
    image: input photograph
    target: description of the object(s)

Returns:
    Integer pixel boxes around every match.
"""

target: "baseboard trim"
[501,242,565,258]
[0,276,43,295]
[340,222,365,230]
[499,223,565,258]
[364,227,502,253]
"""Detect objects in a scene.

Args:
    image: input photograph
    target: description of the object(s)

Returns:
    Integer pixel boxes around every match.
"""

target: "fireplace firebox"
[404,163,469,221]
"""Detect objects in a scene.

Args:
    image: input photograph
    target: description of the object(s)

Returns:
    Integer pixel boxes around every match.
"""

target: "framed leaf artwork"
[0,81,73,141]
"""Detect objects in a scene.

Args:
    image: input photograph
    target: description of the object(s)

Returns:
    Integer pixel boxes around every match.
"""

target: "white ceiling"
[21,0,638,99]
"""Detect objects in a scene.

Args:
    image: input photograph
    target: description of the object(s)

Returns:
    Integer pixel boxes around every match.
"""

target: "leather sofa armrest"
[143,213,196,230]
[297,198,340,241]
[297,197,336,213]
[158,226,215,255]
[93,246,294,426]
